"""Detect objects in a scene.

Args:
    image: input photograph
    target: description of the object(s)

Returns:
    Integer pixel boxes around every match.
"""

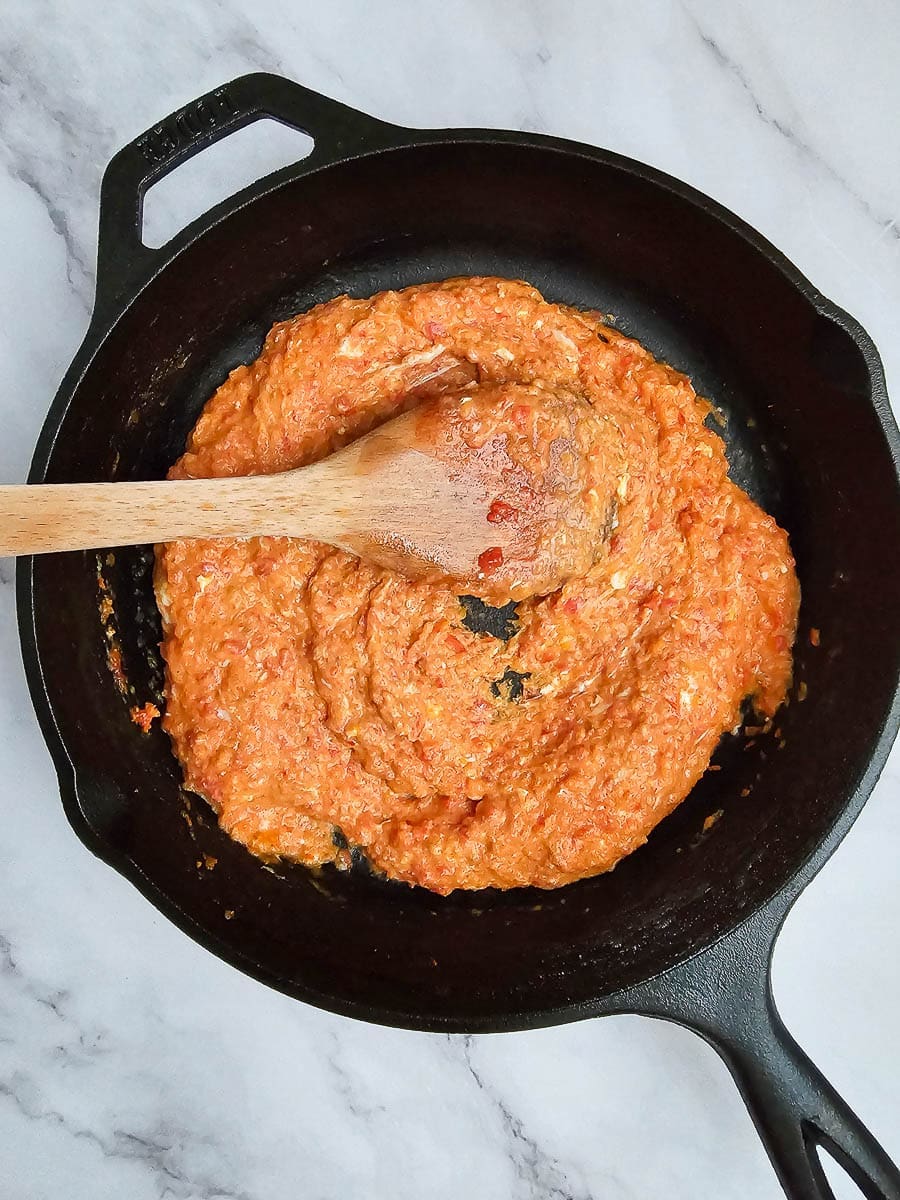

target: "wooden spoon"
[0,385,620,600]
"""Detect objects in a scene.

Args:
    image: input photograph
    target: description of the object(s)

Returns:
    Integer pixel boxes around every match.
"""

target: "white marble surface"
[1,2,898,1197]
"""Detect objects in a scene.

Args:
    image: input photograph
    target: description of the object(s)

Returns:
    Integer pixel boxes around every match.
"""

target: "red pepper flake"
[487,499,518,524]
[130,701,160,733]
[446,634,466,654]
[511,404,531,429]
[424,320,446,339]
[562,597,583,615]
[478,546,504,574]
[809,627,821,647]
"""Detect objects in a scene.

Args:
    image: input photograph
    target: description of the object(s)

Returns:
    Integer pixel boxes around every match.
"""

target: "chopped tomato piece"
[478,546,504,574]
[487,499,518,524]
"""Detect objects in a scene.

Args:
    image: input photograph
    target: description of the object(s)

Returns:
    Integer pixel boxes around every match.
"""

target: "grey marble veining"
[0,2,898,1197]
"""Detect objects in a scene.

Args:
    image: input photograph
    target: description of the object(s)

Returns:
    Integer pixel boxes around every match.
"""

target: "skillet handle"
[94,72,395,320]
[625,903,900,1200]
[723,1002,900,1200]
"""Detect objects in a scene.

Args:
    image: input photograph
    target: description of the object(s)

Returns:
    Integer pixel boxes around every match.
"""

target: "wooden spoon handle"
[0,474,341,556]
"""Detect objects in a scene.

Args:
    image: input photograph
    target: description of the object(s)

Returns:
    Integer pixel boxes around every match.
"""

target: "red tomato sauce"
[155,278,798,893]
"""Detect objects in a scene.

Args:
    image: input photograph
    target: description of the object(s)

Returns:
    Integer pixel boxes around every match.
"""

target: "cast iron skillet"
[17,73,900,1200]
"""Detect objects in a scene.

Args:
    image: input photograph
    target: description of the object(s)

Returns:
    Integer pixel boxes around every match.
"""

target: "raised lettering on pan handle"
[94,72,399,322]
[132,87,241,168]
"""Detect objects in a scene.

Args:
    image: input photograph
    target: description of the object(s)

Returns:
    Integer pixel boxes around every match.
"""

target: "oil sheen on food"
[155,278,799,894]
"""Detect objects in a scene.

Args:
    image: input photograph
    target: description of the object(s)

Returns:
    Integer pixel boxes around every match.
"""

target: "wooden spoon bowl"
[0,385,620,600]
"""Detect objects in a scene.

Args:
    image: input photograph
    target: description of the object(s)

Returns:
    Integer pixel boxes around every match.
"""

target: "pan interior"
[30,140,900,1028]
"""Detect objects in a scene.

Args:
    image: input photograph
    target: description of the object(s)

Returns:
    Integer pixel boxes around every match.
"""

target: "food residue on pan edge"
[154,277,799,894]
[98,554,162,732]
[130,701,160,733]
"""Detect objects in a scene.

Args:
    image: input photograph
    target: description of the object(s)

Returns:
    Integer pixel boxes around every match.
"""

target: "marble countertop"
[1,3,898,1197]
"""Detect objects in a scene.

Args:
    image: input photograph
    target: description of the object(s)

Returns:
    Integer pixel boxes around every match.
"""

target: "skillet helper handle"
[627,904,900,1200]
[95,72,395,319]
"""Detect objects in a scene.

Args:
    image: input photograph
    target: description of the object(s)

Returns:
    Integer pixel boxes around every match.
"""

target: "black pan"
[17,73,900,1200]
